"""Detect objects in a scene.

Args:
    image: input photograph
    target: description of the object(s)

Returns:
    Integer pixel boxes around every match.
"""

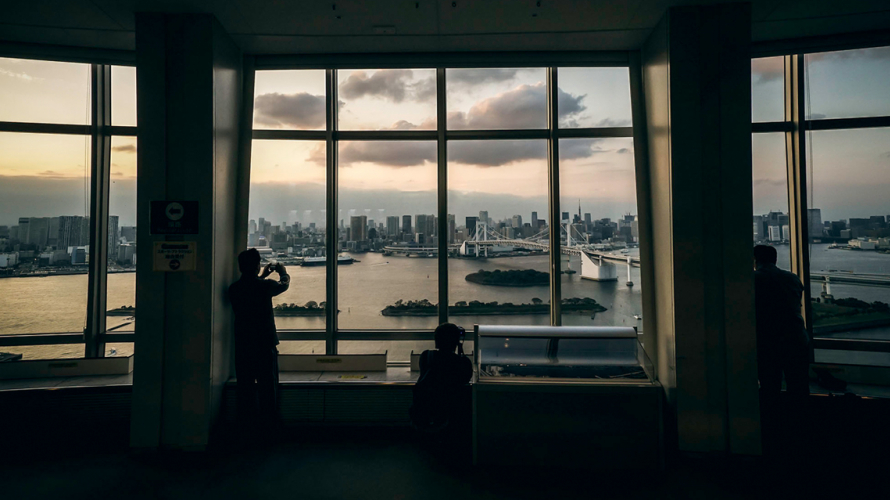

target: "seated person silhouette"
[410,323,473,433]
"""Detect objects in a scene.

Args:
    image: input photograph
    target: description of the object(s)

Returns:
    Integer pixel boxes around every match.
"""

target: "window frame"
[247,53,648,356]
[0,53,136,357]
[752,42,890,351]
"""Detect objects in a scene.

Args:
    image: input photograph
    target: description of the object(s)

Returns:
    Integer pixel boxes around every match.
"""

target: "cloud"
[338,142,436,167]
[111,171,123,176]
[448,69,521,86]
[808,113,827,120]
[339,70,433,103]
[753,178,786,187]
[808,45,890,63]
[593,117,632,127]
[0,67,39,81]
[751,57,784,83]
[880,151,890,158]
[254,92,326,129]
[616,148,632,154]
[449,83,585,130]
[111,144,136,153]
[450,138,595,167]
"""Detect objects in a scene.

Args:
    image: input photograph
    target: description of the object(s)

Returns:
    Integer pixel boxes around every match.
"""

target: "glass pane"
[559,138,642,329]
[806,128,890,342]
[558,67,632,128]
[752,133,791,266]
[338,69,436,130]
[253,70,326,130]
[338,341,437,364]
[338,141,438,330]
[105,342,134,358]
[0,57,90,125]
[805,46,890,120]
[111,66,137,127]
[448,140,550,326]
[278,341,326,355]
[7,344,85,360]
[447,68,546,130]
[0,132,91,342]
[751,57,784,123]
[249,140,327,330]
[107,137,137,332]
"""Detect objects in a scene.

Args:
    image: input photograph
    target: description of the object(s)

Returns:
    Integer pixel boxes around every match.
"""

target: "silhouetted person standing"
[754,245,810,398]
[411,323,473,435]
[229,248,289,436]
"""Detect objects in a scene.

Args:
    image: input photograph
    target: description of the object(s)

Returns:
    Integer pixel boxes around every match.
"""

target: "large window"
[751,47,890,346]
[249,62,642,361]
[0,57,135,359]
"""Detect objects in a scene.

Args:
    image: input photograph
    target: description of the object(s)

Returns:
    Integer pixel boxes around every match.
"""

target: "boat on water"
[300,254,356,267]
[633,314,642,320]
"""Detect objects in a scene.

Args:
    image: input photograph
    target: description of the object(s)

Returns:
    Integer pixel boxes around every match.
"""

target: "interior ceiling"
[1,0,889,54]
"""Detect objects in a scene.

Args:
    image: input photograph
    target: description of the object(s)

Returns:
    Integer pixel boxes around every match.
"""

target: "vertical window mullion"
[547,67,561,325]
[85,63,112,358]
[325,69,338,354]
[437,68,448,326]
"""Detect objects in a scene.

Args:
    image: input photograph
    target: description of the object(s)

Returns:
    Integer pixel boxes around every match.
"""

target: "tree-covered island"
[273,301,330,316]
[381,297,607,316]
[465,269,549,287]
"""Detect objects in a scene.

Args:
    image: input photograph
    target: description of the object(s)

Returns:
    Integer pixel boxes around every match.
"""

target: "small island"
[465,269,549,287]
[273,301,330,317]
[381,297,607,317]
[107,305,136,316]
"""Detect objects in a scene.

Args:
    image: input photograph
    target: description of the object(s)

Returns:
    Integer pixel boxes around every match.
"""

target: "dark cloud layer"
[339,70,434,103]
[447,68,521,86]
[449,82,585,130]
[254,92,326,129]
[111,144,136,153]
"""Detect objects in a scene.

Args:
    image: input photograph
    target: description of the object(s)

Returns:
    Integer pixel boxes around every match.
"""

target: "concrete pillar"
[131,14,243,451]
[642,4,760,455]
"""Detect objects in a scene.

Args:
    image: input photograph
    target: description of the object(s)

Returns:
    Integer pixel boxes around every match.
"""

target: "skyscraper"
[402,215,412,236]
[531,211,538,229]
[386,216,400,237]
[447,214,456,244]
[479,210,489,226]
[108,215,120,259]
[512,215,522,228]
[350,215,368,242]
[466,216,478,238]
[807,208,823,240]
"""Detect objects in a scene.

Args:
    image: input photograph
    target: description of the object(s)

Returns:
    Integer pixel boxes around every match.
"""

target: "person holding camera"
[229,248,290,439]
[411,323,473,437]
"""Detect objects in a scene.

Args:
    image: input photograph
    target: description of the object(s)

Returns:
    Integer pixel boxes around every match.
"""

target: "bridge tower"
[626,256,634,287]
[474,221,489,257]
[580,251,618,281]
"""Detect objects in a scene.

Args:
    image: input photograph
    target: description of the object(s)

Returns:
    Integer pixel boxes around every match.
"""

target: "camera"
[456,325,466,356]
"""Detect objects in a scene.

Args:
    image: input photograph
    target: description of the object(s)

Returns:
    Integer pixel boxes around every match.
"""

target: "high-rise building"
[584,213,592,225]
[511,215,522,228]
[58,216,89,248]
[108,215,120,259]
[479,211,489,226]
[248,219,257,235]
[807,209,823,240]
[402,215,412,236]
[415,214,435,243]
[121,226,136,243]
[350,215,368,242]
[447,214,456,244]
[753,215,764,241]
[386,216,400,237]
[768,225,781,242]
[562,212,570,223]
[466,216,479,238]
[531,212,538,229]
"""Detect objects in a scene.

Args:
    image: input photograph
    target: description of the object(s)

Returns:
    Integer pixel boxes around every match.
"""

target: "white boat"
[633,314,642,320]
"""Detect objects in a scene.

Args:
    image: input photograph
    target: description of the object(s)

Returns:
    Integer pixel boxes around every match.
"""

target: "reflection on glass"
[447,140,550,326]
[253,70,326,130]
[752,133,791,264]
[558,67,631,128]
[447,68,546,130]
[805,128,890,341]
[111,66,137,127]
[338,69,436,130]
[338,141,438,330]
[0,57,91,125]
[106,137,137,332]
[805,46,890,120]
[751,57,784,123]
[248,140,327,330]
[0,133,91,343]
[559,138,641,329]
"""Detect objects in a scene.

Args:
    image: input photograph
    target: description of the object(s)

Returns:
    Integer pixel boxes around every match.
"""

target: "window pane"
[253,70,326,130]
[278,341,326,355]
[806,128,890,342]
[338,141,438,330]
[751,57,784,123]
[7,344,85,360]
[111,66,137,127]
[558,67,631,128]
[107,137,137,332]
[105,342,134,358]
[338,69,436,130]
[249,140,327,330]
[0,57,90,125]
[0,132,91,343]
[448,140,550,326]
[447,68,546,130]
[752,133,791,267]
[805,46,890,120]
[338,341,437,364]
[559,138,642,329]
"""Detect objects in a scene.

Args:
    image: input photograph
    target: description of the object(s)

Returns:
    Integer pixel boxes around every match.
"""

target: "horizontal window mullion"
[0,333,85,347]
[335,130,438,141]
[108,126,137,136]
[277,331,328,341]
[446,129,549,140]
[102,332,135,343]
[556,126,634,138]
[812,338,890,353]
[805,116,890,131]
[0,121,90,135]
[252,129,327,140]
[752,121,792,133]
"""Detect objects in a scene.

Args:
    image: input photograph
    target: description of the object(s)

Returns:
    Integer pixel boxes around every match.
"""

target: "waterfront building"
[808,208,823,240]
[386,216,400,238]
[350,215,368,243]
[466,216,478,238]
[402,215,412,236]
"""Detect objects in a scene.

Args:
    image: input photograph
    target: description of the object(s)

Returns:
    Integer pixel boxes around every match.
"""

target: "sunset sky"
[1,49,888,230]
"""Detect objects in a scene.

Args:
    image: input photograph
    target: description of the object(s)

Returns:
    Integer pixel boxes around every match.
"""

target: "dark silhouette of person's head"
[238,248,261,275]
[435,323,463,353]
[754,245,778,267]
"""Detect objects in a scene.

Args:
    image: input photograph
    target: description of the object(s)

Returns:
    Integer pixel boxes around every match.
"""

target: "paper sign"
[153,241,196,272]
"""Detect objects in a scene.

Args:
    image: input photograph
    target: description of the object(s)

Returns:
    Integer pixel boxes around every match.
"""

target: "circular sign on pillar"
[165,202,185,221]
[169,259,181,270]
